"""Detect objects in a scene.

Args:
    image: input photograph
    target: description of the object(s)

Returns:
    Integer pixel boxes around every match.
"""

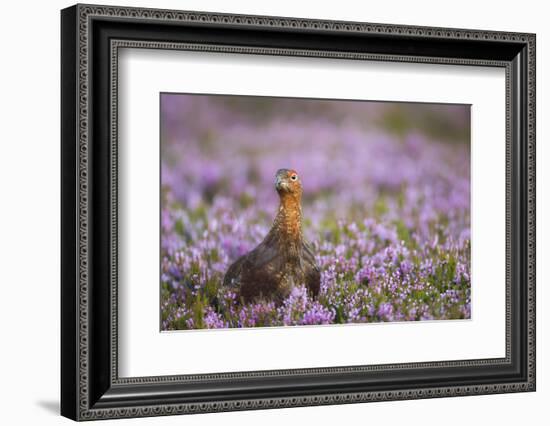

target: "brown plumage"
[223,169,320,304]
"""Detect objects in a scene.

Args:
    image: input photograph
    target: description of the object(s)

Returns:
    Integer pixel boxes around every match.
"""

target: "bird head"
[275,169,302,196]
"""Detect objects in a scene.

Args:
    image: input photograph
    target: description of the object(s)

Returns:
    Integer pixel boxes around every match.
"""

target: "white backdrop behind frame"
[118,48,506,378]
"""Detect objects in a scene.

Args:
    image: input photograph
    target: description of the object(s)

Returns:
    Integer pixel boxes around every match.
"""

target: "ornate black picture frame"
[61,3,536,421]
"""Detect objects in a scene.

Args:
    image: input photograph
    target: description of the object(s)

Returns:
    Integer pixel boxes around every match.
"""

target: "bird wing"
[223,242,281,288]
[224,239,320,300]
[301,240,319,272]
[302,240,321,296]
[223,254,246,287]
[246,241,281,268]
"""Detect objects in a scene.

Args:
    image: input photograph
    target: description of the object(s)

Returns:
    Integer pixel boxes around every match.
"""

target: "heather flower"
[377,303,394,321]
[302,303,336,325]
[204,308,226,329]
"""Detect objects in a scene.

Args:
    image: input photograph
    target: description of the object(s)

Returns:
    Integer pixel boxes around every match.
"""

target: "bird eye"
[291,174,297,181]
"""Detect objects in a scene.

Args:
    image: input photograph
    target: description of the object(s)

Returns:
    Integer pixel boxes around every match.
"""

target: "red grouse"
[223,169,320,304]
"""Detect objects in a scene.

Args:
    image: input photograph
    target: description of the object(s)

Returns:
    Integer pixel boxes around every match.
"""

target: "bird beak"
[275,176,288,191]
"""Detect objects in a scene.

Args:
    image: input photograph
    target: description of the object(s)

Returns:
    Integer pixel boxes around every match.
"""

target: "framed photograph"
[61,4,536,421]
